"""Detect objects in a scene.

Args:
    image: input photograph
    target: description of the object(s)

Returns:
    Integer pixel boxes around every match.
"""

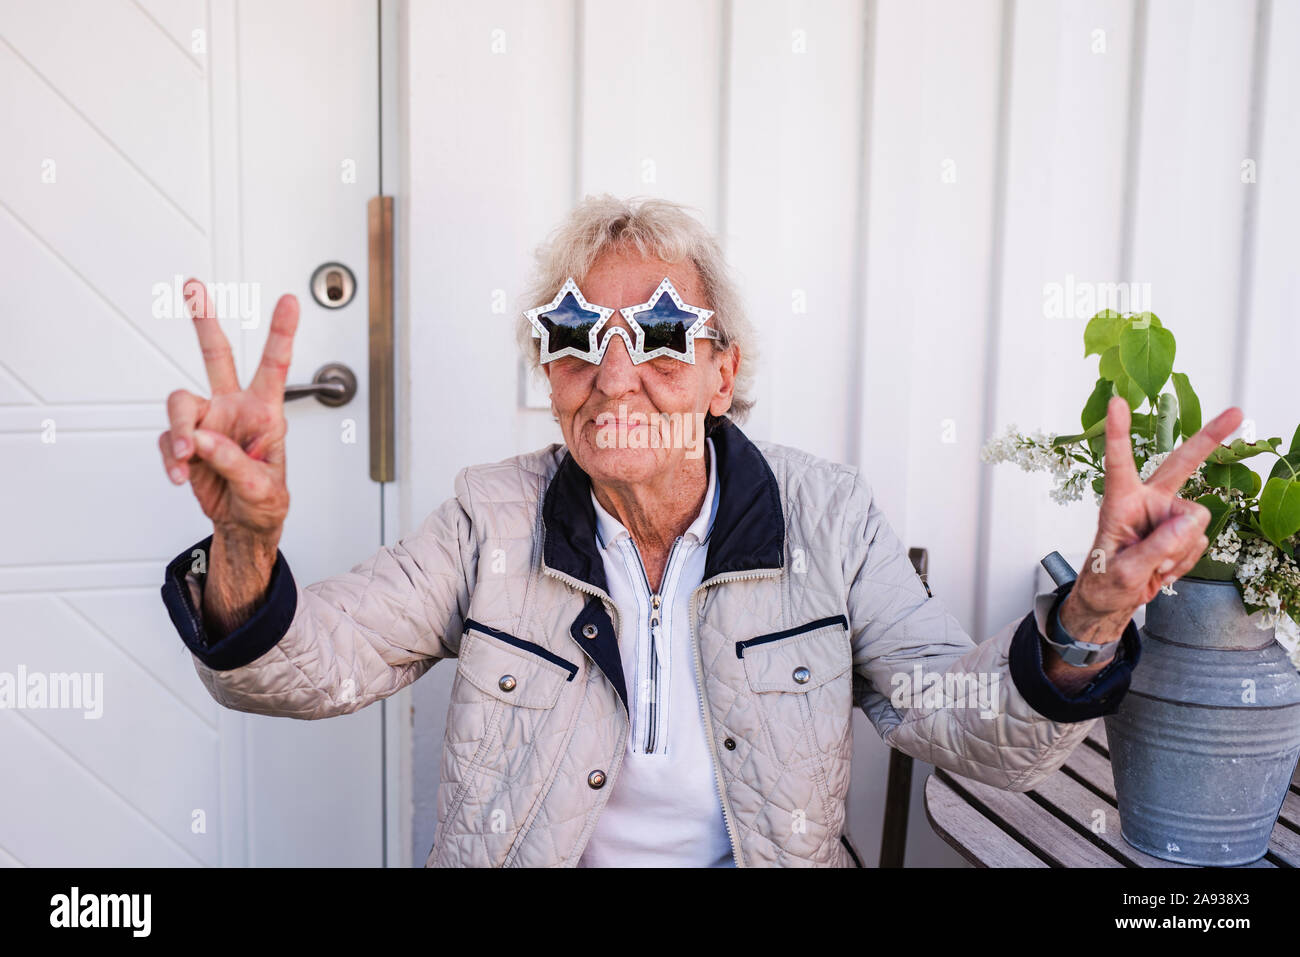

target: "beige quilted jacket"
[161,417,1140,867]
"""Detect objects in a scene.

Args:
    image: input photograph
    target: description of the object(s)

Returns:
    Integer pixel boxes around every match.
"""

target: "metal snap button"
[498,675,517,693]
[588,769,607,789]
[793,667,811,684]
[723,737,736,751]
[582,624,599,639]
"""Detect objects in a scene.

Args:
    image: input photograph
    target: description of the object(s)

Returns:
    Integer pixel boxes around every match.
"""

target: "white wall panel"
[859,0,1004,628]
[725,0,865,461]
[1128,0,1258,421]
[580,0,722,222]
[980,0,1136,638]
[1241,0,1299,447]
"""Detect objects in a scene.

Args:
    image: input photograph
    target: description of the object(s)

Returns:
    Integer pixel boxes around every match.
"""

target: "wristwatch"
[1045,596,1122,667]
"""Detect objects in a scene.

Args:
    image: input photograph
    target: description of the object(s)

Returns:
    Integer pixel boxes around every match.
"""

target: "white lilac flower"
[1179,464,1210,499]
[1049,469,1094,505]
[979,425,1027,465]
[1139,451,1170,483]
[1209,524,1242,564]
[1237,538,1279,582]
[980,427,1074,480]
[1242,578,1283,618]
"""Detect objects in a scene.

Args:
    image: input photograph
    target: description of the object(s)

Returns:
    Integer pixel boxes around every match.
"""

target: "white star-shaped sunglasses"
[525,277,722,365]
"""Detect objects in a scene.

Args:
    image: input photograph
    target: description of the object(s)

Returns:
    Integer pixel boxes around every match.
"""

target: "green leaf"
[1260,477,1300,549]
[1189,554,1238,581]
[1051,418,1109,446]
[1084,311,1126,358]
[1130,312,1163,329]
[1080,378,1112,430]
[1092,475,1107,495]
[1202,462,1262,498]
[1119,324,1176,403]
[1099,347,1146,409]
[1269,451,1300,483]
[1206,438,1280,465]
[1290,424,1300,455]
[1155,393,1178,453]
[1171,372,1201,438]
[1195,493,1233,545]
[1189,491,1237,581]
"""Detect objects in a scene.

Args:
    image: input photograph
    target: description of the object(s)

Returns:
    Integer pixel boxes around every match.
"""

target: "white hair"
[517,193,757,425]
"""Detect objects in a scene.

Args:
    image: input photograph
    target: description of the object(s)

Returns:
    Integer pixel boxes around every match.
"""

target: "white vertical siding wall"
[401,0,1294,867]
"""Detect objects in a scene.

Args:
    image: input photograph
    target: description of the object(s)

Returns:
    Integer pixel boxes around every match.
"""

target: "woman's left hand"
[1058,396,1244,648]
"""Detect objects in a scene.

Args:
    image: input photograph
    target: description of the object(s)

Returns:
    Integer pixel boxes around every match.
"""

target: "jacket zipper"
[688,566,783,868]
[647,597,659,752]
[626,535,685,754]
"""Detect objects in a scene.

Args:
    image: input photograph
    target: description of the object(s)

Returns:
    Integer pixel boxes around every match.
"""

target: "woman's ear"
[708,345,740,417]
[542,364,556,414]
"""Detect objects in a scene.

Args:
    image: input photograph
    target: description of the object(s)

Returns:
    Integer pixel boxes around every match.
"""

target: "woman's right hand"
[159,279,298,539]
[158,279,299,635]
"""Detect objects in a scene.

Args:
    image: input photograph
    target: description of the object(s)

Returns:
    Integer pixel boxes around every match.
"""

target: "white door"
[0,0,389,866]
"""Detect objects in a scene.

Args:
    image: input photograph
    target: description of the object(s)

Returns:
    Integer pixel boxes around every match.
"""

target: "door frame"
[379,0,413,869]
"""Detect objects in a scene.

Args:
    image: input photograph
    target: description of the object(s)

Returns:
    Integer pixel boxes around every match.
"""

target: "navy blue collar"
[541,417,785,594]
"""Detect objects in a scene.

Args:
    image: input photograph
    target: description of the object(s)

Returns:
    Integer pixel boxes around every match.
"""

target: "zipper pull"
[645,594,663,754]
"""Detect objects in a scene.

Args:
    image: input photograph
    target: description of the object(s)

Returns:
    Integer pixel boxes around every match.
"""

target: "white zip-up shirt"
[577,437,734,867]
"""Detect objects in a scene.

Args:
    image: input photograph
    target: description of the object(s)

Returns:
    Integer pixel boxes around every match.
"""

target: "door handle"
[284,362,357,407]
[368,196,395,482]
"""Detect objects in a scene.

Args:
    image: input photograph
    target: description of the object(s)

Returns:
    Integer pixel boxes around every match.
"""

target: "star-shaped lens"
[619,277,715,364]
[524,278,615,363]
[627,295,692,354]
[539,292,605,353]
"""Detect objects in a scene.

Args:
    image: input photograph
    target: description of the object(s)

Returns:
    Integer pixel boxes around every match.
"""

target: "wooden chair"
[877,546,929,868]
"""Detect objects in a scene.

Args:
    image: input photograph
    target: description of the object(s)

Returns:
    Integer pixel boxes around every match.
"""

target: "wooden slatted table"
[924,722,1300,868]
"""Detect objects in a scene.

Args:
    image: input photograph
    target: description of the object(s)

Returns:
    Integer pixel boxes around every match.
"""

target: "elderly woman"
[158,195,1239,868]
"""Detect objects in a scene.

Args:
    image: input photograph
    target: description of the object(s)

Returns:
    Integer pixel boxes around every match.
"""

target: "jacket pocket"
[439,622,577,836]
[737,616,853,763]
[459,619,577,709]
[737,615,851,690]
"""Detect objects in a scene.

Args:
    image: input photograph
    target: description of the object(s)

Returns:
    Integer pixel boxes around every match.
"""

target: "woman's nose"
[594,324,640,391]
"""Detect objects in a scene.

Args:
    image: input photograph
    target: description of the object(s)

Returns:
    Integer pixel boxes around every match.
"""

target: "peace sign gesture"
[1057,396,1244,650]
[158,278,299,543]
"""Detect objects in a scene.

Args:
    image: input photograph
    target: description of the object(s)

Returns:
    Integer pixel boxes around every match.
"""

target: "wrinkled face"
[544,245,737,489]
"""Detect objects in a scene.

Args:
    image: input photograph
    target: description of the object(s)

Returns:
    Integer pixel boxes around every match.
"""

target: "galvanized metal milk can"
[1105,576,1300,865]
